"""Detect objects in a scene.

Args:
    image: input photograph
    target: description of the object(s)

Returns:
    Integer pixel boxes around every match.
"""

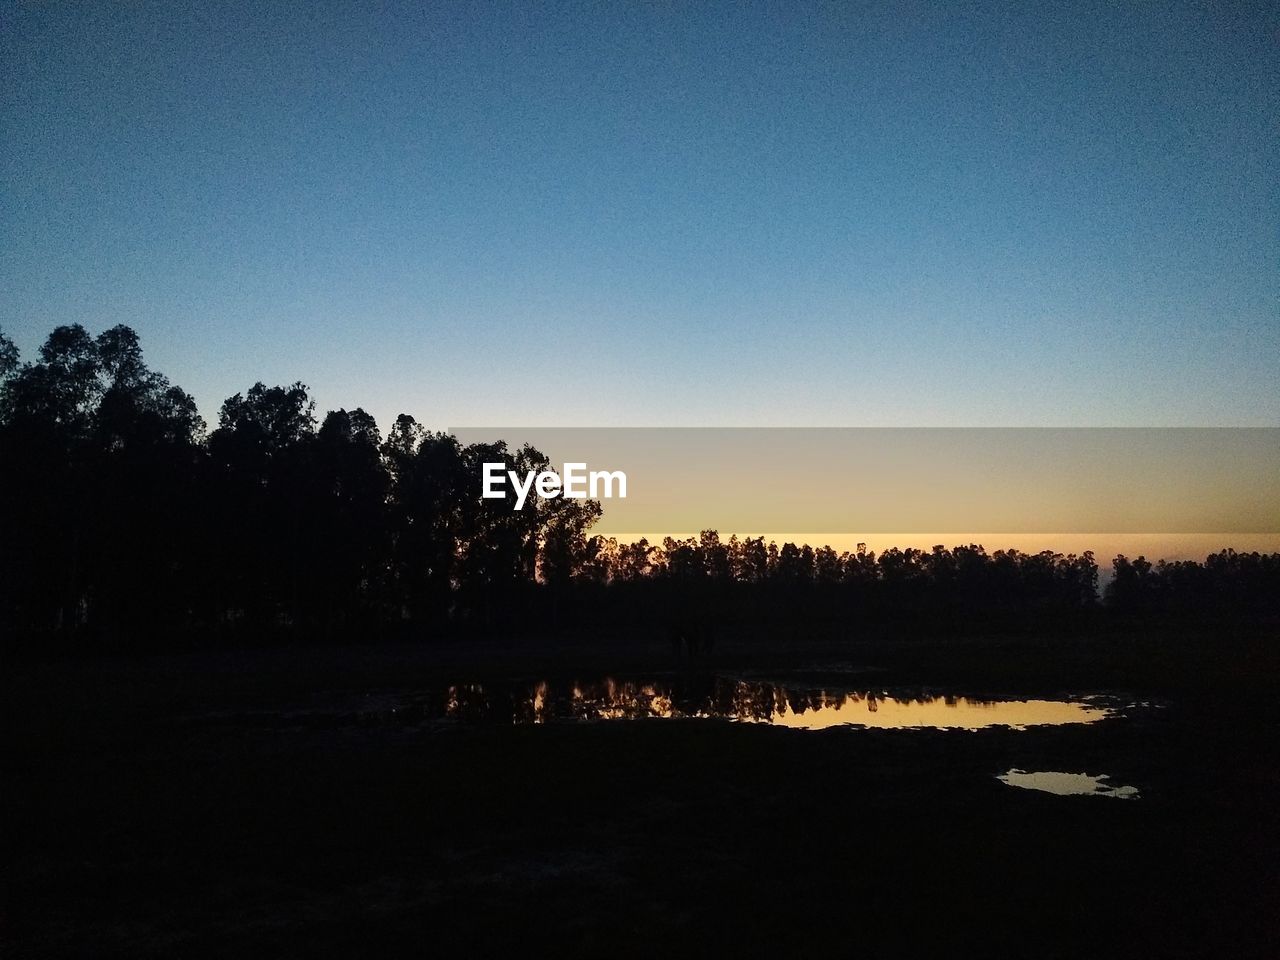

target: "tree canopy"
[1,324,1275,651]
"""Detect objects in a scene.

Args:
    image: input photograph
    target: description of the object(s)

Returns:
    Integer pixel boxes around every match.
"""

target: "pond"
[200,675,1120,732]
[432,676,1115,731]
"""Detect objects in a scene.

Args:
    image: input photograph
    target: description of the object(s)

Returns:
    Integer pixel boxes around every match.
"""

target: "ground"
[3,631,1278,957]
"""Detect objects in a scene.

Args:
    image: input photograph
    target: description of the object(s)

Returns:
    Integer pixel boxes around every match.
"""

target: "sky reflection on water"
[443,677,1112,731]
[998,769,1140,798]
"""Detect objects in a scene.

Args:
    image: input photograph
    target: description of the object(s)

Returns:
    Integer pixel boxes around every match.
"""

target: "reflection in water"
[437,677,1112,731]
[997,769,1139,798]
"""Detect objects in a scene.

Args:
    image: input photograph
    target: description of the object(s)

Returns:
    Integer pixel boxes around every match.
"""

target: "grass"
[3,629,1278,957]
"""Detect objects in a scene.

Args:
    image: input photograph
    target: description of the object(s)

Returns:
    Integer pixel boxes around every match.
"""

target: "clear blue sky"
[3,0,1277,430]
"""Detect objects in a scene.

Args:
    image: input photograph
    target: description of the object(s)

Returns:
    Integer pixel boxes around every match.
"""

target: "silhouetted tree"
[1,322,1274,653]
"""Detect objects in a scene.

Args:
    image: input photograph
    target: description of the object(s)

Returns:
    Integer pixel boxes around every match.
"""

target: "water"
[198,675,1118,732]
[997,769,1140,798]
[436,676,1113,731]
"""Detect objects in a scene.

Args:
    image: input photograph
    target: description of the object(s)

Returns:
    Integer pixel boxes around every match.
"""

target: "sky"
[2,0,1277,432]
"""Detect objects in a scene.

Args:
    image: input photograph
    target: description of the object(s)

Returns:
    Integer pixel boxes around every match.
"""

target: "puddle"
[997,769,1139,798]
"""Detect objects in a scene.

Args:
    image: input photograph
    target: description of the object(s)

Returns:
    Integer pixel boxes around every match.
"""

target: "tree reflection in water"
[437,678,1111,730]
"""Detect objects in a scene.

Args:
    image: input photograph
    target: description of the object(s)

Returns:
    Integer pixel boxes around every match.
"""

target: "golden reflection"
[739,688,1106,730]
[531,681,548,724]
[439,677,1110,730]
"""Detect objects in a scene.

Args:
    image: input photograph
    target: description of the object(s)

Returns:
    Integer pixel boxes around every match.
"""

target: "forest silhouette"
[2,324,1277,652]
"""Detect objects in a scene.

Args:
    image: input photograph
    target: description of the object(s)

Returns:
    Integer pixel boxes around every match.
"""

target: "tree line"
[1,325,1275,651]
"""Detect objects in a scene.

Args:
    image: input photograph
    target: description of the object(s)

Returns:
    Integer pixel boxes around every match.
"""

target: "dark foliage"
[1,325,1275,651]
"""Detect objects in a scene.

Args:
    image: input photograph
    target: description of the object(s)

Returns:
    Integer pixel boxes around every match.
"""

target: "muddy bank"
[4,635,1278,957]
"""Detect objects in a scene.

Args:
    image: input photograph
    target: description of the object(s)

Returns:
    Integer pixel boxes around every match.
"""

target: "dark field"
[4,632,1279,957]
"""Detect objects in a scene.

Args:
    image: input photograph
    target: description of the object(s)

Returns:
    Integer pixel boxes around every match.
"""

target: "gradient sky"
[3,0,1277,432]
